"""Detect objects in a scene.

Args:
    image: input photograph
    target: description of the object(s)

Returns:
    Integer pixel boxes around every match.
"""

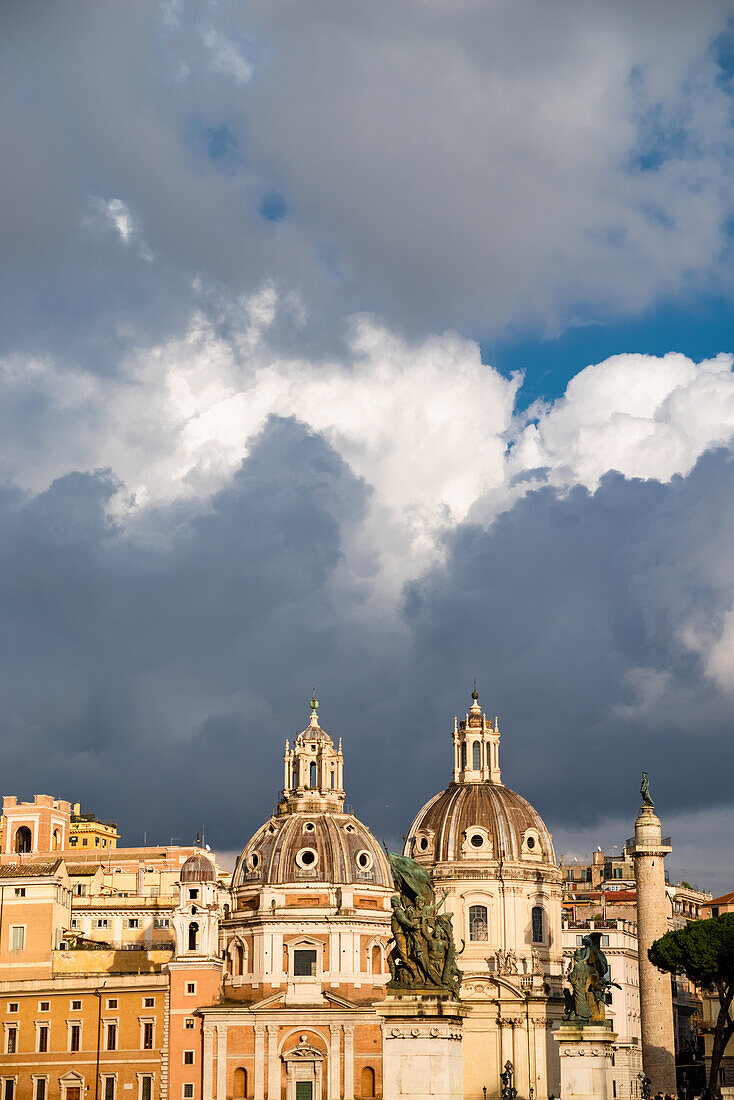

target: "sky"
[2,1,734,893]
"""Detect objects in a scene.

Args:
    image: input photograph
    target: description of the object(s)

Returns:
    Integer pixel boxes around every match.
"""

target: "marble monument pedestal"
[377,994,468,1100]
[553,1023,617,1100]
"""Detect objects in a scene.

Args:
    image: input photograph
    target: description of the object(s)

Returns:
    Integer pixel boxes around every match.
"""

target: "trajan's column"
[629,773,676,1094]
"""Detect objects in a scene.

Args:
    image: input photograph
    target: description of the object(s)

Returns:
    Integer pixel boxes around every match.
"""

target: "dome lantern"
[452,686,502,785]
[282,696,345,813]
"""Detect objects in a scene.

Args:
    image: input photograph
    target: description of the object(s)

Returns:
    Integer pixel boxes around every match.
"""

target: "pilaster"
[254,1024,266,1100]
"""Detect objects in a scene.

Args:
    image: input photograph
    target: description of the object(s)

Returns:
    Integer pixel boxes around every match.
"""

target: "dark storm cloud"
[2,416,734,889]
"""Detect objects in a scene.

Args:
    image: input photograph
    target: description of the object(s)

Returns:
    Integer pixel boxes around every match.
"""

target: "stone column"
[377,994,468,1100]
[217,1024,228,1099]
[329,1024,341,1100]
[254,1024,266,1100]
[267,1023,279,1100]
[202,1023,215,1100]
[630,804,676,1094]
[343,1022,355,1100]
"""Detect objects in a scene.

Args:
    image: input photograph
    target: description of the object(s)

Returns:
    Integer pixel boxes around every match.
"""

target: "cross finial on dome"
[470,679,480,710]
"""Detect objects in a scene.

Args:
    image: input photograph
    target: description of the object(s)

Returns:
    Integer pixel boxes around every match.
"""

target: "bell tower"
[281,692,345,813]
[452,686,502,784]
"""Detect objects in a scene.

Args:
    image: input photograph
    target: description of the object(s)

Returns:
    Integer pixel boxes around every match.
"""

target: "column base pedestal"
[377,995,468,1100]
[553,1023,617,1100]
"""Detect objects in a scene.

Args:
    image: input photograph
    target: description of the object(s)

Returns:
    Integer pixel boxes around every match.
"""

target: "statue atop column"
[385,851,463,995]
[640,771,654,808]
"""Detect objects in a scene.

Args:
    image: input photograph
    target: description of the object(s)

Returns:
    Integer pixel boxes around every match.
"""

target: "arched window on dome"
[460,742,467,769]
[469,904,488,942]
[188,922,199,952]
[531,906,544,943]
[472,741,481,770]
[309,761,317,788]
[361,1067,376,1098]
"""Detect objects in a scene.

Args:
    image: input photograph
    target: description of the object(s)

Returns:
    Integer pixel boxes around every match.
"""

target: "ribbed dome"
[406,781,556,865]
[234,810,392,888]
[180,854,217,882]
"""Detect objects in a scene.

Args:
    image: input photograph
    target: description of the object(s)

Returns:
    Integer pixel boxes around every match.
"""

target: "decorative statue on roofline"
[385,851,463,995]
[640,771,654,808]
[562,931,618,1025]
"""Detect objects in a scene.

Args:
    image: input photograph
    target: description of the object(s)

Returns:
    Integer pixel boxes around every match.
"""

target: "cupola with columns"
[281,689,345,813]
[452,684,502,784]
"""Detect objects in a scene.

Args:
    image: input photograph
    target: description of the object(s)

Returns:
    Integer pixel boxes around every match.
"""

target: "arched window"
[233,1068,247,1098]
[360,1067,376,1098]
[14,826,32,854]
[52,829,61,851]
[309,761,317,788]
[472,742,481,770]
[371,944,382,974]
[233,943,244,975]
[531,906,544,944]
[330,769,335,789]
[460,742,467,769]
[188,922,199,952]
[469,904,488,941]
[293,762,300,788]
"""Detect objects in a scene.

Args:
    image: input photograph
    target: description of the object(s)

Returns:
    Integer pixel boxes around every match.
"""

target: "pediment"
[283,1041,325,1062]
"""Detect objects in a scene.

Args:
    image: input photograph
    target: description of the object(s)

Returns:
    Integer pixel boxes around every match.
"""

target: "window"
[469,833,484,848]
[106,998,118,1009]
[7,1003,18,1013]
[602,935,610,947]
[143,1021,154,1050]
[183,1051,194,1064]
[82,838,88,846]
[38,1025,49,1052]
[6,1025,18,1053]
[14,826,32,853]
[126,919,140,929]
[14,888,25,898]
[309,761,317,787]
[183,1087,194,1099]
[185,983,196,995]
[104,1080,115,1100]
[154,918,169,928]
[460,742,467,769]
[469,904,488,942]
[10,926,25,951]
[531,906,544,944]
[184,1018,195,1029]
[70,1023,81,1051]
[293,948,317,976]
[143,997,155,1008]
[94,919,109,929]
[140,1079,152,1100]
[95,838,100,847]
[69,837,78,846]
[73,884,87,896]
[71,1000,82,1011]
[35,1081,46,1100]
[106,1022,117,1050]
[188,889,199,900]
[4,1082,15,1100]
[71,919,80,929]
[188,922,198,952]
[39,1001,49,1012]
[472,741,481,770]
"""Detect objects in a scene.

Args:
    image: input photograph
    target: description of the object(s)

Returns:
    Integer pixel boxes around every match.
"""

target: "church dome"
[234,810,392,888]
[180,853,217,882]
[404,689,556,866]
[406,781,555,865]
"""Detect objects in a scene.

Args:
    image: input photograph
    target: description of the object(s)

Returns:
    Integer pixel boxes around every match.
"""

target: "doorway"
[295,1085,313,1100]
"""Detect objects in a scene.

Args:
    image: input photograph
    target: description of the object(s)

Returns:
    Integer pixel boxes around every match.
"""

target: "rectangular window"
[70,1023,81,1051]
[106,998,118,1010]
[7,1003,18,1013]
[144,997,155,1008]
[35,1081,46,1100]
[143,1021,154,1049]
[73,884,87,896]
[293,948,317,976]
[4,1082,15,1100]
[70,919,80,929]
[10,926,25,951]
[71,999,82,1011]
[94,919,109,929]
[185,983,196,995]
[141,1080,152,1100]
[82,838,88,846]
[183,1087,194,1100]
[106,1022,117,1051]
[183,1051,194,1064]
[127,919,140,929]
[104,1079,115,1100]
[14,888,25,898]
[6,1026,18,1053]
[69,836,78,846]
[602,935,610,946]
[188,889,199,900]
[153,918,169,928]
[39,1001,49,1012]
[184,1018,195,1030]
[38,1025,49,1052]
